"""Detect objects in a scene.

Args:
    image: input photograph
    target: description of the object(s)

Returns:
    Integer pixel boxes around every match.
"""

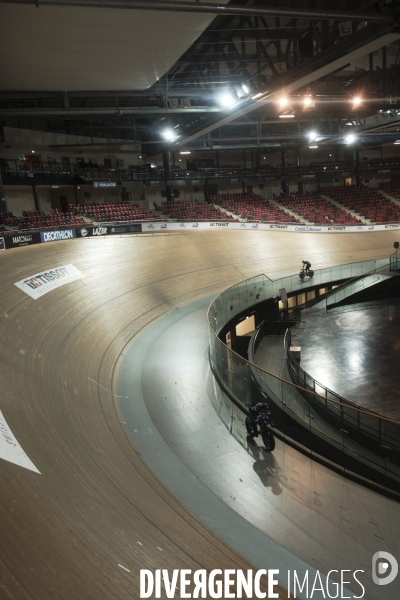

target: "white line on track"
[88,378,129,398]
[118,564,130,572]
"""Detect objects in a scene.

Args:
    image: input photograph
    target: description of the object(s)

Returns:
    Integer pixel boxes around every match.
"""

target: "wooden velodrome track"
[0,229,398,599]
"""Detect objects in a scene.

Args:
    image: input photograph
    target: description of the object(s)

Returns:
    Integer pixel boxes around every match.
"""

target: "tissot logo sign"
[40,229,76,243]
[14,264,85,300]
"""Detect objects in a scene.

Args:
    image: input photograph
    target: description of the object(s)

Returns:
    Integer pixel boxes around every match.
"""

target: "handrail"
[207,261,400,496]
[207,279,400,426]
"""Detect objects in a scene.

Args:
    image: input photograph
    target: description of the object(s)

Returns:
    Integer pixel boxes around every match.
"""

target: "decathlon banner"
[40,229,76,243]
[14,264,84,300]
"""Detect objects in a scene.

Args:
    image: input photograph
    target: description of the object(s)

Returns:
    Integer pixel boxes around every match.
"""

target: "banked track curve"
[0,229,397,599]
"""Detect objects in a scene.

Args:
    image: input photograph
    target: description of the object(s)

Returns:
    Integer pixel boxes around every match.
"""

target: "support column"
[355,148,362,187]
[0,171,7,217]
[73,185,79,205]
[32,184,40,211]
[162,149,174,203]
[281,150,289,194]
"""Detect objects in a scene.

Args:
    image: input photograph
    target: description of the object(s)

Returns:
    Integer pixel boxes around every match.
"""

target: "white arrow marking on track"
[0,409,40,473]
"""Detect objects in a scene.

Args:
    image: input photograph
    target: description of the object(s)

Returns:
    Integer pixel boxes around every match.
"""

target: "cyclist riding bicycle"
[249,402,275,435]
[302,260,311,274]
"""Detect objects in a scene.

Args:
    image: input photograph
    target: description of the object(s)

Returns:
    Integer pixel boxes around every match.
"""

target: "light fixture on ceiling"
[31,150,35,153]
[308,131,317,142]
[218,92,236,108]
[394,141,400,145]
[352,97,362,107]
[279,113,295,118]
[278,96,289,109]
[252,92,262,100]
[309,145,318,149]
[180,151,191,155]
[303,96,315,108]
[162,128,177,142]
[345,134,356,144]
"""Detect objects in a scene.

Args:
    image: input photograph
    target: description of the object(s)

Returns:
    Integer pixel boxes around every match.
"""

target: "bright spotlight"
[308,131,317,142]
[278,96,288,109]
[162,128,177,142]
[218,93,236,108]
[303,96,315,108]
[346,134,356,144]
[352,97,362,107]
[242,83,250,95]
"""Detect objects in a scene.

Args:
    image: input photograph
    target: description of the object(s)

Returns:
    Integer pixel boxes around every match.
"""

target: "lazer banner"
[40,229,76,243]
[14,264,85,300]
[76,226,108,237]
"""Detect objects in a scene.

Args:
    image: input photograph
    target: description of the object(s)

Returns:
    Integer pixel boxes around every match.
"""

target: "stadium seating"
[274,192,359,225]
[323,185,400,223]
[210,193,299,223]
[72,201,161,222]
[160,199,236,221]
[17,209,87,229]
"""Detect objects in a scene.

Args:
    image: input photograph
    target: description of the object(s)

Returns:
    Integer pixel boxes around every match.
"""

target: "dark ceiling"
[1,0,400,154]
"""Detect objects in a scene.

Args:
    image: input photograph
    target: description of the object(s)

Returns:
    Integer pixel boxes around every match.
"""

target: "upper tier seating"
[160,200,236,221]
[210,193,299,223]
[323,185,400,223]
[274,192,359,225]
[72,201,160,222]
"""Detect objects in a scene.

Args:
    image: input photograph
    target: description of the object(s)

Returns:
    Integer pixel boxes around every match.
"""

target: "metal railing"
[208,259,400,498]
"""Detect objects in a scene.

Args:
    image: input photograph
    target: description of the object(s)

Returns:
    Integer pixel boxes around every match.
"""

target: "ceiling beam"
[0,0,392,24]
[0,107,220,116]
[173,27,400,146]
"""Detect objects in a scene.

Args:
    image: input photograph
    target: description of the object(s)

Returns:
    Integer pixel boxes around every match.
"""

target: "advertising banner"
[40,229,76,243]
[0,237,5,251]
[14,264,85,300]
[76,226,108,238]
[93,181,117,188]
[4,232,41,248]
[141,221,400,233]
[108,224,142,234]
[76,224,142,237]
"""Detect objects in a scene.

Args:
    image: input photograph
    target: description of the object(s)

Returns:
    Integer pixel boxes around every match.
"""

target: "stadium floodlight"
[308,131,317,142]
[352,97,362,107]
[303,96,315,108]
[252,92,262,100]
[345,134,356,144]
[279,113,295,118]
[309,145,318,149]
[218,92,236,108]
[162,128,177,142]
[278,96,289,109]
[242,83,250,95]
